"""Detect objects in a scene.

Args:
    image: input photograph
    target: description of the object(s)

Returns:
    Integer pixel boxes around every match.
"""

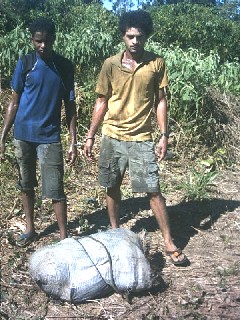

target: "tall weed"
[176,169,217,201]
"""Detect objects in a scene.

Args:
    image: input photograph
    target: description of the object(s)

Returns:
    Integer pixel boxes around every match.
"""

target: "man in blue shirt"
[0,18,77,246]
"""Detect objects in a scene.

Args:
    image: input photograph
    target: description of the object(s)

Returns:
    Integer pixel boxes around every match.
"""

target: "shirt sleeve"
[95,60,112,99]
[64,62,75,102]
[11,59,25,94]
[158,59,169,89]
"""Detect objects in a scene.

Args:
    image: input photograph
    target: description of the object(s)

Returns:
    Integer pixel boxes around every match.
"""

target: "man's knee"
[148,192,166,203]
[21,189,35,196]
[107,185,121,197]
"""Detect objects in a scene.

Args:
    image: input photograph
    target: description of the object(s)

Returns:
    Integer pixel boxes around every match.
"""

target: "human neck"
[124,49,144,63]
[36,50,53,62]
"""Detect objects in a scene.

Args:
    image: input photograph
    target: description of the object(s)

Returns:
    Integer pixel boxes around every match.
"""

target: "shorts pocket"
[99,158,119,187]
[130,159,159,193]
[147,161,159,175]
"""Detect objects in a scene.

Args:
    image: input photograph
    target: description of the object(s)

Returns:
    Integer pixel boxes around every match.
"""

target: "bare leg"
[52,200,68,240]
[21,190,35,234]
[149,192,186,263]
[106,185,121,228]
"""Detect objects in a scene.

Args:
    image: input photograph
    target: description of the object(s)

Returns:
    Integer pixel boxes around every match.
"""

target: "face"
[122,27,147,56]
[31,31,55,59]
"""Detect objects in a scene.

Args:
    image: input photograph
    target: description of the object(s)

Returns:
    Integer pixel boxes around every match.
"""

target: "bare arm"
[0,91,20,161]
[84,95,108,160]
[156,88,168,161]
[64,100,77,166]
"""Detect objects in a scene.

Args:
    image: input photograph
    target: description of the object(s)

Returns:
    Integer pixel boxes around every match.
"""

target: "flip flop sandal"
[16,232,38,247]
[165,248,189,266]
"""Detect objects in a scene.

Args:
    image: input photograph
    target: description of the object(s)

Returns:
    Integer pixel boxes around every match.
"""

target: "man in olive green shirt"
[84,10,188,266]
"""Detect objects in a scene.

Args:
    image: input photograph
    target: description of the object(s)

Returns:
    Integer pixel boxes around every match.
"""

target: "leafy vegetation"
[0,0,239,160]
[150,2,240,62]
[147,41,240,109]
[176,169,217,201]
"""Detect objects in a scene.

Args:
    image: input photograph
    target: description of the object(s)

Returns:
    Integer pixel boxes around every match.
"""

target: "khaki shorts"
[98,135,160,193]
[14,139,66,201]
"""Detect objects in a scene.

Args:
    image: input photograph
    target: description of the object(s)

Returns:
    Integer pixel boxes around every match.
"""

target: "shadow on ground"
[41,197,240,251]
[73,197,239,245]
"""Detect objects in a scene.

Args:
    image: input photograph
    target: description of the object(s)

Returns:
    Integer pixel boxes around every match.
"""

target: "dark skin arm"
[64,100,77,165]
[84,95,108,160]
[1,92,77,165]
[155,87,168,161]
[0,91,20,162]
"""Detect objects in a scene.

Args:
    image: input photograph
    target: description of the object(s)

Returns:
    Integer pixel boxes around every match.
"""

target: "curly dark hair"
[29,17,56,36]
[119,10,153,38]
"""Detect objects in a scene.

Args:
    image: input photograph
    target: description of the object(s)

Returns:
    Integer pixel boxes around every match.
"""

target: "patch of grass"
[176,169,217,201]
[219,234,229,243]
[76,217,92,233]
[217,267,240,277]
[159,180,168,194]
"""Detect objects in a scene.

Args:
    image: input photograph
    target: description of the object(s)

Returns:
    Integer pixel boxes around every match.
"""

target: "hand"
[156,136,168,161]
[84,138,94,161]
[0,139,6,163]
[66,144,77,166]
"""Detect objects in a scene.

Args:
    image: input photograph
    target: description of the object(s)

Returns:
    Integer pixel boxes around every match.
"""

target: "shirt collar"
[111,50,155,67]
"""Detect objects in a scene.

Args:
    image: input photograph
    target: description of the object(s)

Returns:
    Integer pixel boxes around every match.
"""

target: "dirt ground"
[1,151,240,320]
[1,89,240,320]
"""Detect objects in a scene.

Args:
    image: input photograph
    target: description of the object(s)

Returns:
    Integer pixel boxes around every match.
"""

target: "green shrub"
[149,2,240,62]
[145,41,240,120]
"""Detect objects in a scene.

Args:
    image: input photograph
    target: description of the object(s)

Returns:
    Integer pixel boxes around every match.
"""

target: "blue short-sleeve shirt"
[11,52,75,143]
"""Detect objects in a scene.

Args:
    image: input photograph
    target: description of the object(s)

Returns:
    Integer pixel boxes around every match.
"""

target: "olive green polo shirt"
[96,50,168,141]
